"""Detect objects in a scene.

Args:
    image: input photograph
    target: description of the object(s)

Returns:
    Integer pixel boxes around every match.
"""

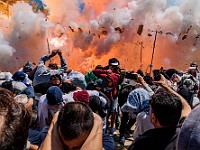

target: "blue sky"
[31,0,85,12]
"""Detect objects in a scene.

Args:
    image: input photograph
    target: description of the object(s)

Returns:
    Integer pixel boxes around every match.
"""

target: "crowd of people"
[0,49,200,150]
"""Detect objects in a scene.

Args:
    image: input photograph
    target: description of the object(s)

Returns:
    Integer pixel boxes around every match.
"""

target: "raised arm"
[153,74,191,118]
[39,50,58,66]
[135,73,155,95]
[57,49,68,71]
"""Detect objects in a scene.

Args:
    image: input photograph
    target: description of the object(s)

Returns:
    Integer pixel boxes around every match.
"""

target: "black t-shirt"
[129,127,179,150]
[34,82,76,94]
[129,117,185,150]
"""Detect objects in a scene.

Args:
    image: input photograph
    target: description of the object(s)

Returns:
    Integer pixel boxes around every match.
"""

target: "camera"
[125,72,137,80]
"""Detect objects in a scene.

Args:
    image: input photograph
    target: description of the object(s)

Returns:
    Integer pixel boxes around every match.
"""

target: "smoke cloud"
[1,0,200,72]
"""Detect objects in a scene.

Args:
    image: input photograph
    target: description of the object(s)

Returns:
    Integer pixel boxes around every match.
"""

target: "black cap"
[108,58,119,66]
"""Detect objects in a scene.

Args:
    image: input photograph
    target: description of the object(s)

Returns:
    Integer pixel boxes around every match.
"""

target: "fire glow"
[1,0,200,73]
[50,37,66,48]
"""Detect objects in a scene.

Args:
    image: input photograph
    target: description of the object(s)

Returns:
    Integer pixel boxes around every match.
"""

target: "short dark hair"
[48,62,58,69]
[150,91,182,127]
[0,95,31,150]
[50,74,62,81]
[89,95,106,118]
[57,102,94,141]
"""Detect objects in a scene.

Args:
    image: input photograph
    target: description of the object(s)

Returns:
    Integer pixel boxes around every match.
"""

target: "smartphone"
[154,74,161,81]
[153,70,161,81]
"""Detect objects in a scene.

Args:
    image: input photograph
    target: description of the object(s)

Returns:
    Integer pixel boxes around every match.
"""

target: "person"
[177,104,200,150]
[90,64,120,134]
[106,58,121,74]
[121,86,154,139]
[177,70,199,108]
[63,68,87,90]
[33,49,67,86]
[0,94,31,150]
[190,61,199,72]
[118,75,138,144]
[18,61,33,85]
[0,71,12,86]
[2,71,35,111]
[34,73,79,95]
[39,102,103,150]
[128,74,191,150]
[89,95,115,150]
[0,87,14,97]
[38,86,71,130]
[19,61,33,74]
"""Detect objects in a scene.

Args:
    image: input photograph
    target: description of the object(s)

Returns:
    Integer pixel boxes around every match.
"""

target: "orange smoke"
[1,0,200,74]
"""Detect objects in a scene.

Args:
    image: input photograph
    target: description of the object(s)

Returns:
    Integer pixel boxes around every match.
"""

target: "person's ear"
[150,111,157,125]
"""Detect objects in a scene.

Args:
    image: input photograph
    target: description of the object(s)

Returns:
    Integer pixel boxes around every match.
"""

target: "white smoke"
[3,2,54,71]
[1,0,200,72]
[42,0,81,25]
[67,0,200,70]
[0,30,15,68]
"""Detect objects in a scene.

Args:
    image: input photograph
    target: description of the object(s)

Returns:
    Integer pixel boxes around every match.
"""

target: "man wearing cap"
[107,58,121,74]
[38,86,73,130]
[91,58,121,135]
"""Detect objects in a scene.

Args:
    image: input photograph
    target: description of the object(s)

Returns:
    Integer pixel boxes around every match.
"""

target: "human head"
[12,71,26,82]
[150,91,182,127]
[94,78,104,90]
[188,68,198,78]
[23,61,33,73]
[89,95,106,118]
[0,94,31,150]
[108,58,120,73]
[190,61,198,68]
[57,102,94,149]
[46,86,63,106]
[50,74,62,86]
[137,69,144,77]
[48,62,58,70]
[143,74,153,85]
[95,65,104,69]
[73,90,90,104]
[0,87,14,98]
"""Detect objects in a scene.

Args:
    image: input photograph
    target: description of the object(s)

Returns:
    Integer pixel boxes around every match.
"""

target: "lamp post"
[149,30,158,76]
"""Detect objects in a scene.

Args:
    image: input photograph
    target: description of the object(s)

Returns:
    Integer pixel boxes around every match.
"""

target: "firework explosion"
[1,0,200,73]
